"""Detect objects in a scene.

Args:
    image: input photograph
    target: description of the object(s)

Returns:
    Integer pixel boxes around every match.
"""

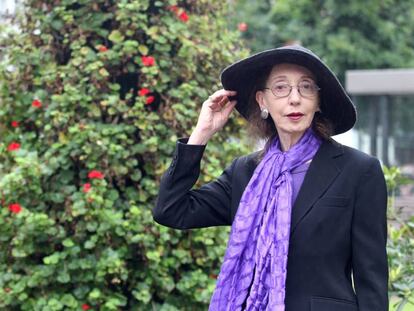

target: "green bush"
[385,167,414,309]
[0,1,249,310]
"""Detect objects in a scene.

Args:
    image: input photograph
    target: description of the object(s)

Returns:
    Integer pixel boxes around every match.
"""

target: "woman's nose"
[288,86,301,105]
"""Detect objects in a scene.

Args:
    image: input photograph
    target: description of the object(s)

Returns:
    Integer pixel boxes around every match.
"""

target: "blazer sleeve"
[152,138,234,230]
[352,158,389,310]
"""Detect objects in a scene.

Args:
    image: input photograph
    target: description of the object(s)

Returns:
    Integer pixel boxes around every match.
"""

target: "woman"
[153,45,388,311]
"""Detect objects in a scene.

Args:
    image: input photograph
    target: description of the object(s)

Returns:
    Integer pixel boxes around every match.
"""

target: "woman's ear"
[255,90,266,110]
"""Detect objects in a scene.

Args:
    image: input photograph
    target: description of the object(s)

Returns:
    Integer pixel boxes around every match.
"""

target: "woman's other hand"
[188,89,237,145]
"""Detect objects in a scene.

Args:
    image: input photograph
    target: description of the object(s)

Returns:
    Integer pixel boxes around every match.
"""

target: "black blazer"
[153,138,388,311]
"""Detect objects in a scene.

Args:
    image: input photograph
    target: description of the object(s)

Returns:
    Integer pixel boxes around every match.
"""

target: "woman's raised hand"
[188,89,237,145]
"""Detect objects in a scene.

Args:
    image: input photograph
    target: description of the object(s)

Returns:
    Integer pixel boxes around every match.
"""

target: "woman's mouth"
[286,112,304,121]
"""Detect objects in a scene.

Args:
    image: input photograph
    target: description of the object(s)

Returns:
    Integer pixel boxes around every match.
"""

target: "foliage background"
[0,0,413,310]
[231,0,414,74]
[0,0,249,310]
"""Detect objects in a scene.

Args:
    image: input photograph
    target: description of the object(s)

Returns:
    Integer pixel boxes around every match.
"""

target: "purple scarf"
[209,129,322,311]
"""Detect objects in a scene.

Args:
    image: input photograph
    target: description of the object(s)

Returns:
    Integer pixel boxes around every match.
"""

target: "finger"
[215,89,237,97]
[210,101,226,112]
[209,95,228,111]
[209,96,229,109]
[217,100,236,117]
[212,89,236,95]
[209,89,237,102]
[218,95,229,106]
[223,100,237,115]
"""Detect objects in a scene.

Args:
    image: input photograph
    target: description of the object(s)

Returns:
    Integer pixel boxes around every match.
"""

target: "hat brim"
[220,46,356,135]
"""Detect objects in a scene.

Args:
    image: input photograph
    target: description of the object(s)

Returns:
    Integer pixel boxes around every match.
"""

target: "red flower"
[98,45,108,52]
[88,170,104,179]
[141,56,155,67]
[238,22,248,32]
[83,183,92,193]
[8,203,22,214]
[82,304,91,311]
[145,96,155,105]
[11,121,19,128]
[138,88,150,96]
[178,11,189,22]
[32,99,42,108]
[7,142,20,151]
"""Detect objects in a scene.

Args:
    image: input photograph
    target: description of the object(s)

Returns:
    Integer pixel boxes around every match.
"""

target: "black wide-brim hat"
[220,45,356,135]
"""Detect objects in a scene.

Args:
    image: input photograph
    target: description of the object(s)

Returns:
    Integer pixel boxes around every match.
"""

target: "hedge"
[0,1,249,310]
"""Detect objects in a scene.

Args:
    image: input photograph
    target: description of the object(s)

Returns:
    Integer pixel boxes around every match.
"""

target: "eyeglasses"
[263,80,321,98]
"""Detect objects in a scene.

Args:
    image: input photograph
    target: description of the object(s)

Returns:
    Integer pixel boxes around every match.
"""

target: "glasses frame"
[263,81,321,99]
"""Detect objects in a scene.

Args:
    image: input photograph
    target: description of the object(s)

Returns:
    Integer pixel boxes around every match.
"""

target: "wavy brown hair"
[245,65,334,161]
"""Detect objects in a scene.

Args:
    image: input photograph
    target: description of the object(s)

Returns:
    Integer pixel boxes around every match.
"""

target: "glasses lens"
[299,81,318,97]
[272,82,291,97]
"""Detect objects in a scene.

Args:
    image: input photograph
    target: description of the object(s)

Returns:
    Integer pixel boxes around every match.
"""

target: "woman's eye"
[300,81,315,89]
[274,84,288,90]
[300,82,312,89]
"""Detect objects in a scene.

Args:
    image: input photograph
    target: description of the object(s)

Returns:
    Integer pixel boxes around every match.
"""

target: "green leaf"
[57,270,71,283]
[43,253,60,265]
[109,30,125,43]
[138,44,149,55]
[89,288,101,299]
[62,239,75,248]
[61,294,77,307]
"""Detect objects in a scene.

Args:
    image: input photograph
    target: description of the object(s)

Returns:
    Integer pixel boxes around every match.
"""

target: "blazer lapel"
[290,140,344,236]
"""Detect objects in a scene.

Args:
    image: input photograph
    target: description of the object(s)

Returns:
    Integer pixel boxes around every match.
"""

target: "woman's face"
[256,63,320,140]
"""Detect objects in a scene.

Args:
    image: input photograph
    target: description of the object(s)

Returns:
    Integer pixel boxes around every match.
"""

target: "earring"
[260,108,269,119]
